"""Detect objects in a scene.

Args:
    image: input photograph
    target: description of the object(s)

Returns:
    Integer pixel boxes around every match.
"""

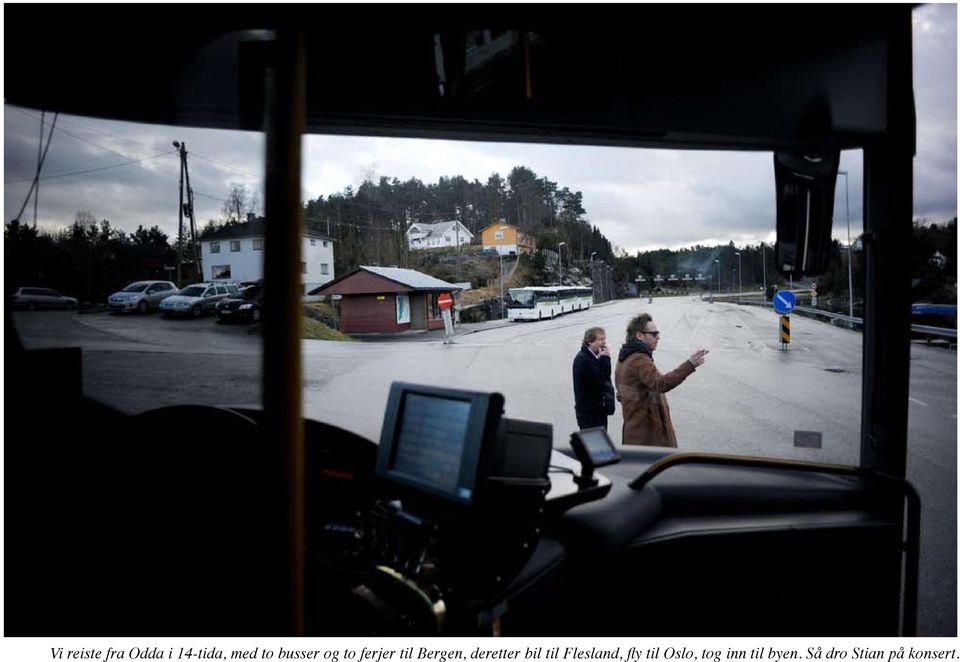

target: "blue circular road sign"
[773,290,796,314]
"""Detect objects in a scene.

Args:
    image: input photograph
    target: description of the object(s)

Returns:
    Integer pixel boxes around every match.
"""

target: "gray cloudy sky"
[4,4,955,255]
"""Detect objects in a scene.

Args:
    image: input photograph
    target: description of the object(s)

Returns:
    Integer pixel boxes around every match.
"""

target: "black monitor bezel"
[376,382,504,507]
[570,427,621,470]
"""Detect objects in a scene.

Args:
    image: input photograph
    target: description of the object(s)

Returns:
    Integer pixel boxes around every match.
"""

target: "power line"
[302,213,408,234]
[190,151,259,178]
[12,113,58,223]
[11,106,144,161]
[5,150,177,184]
[48,113,154,151]
[15,106,257,191]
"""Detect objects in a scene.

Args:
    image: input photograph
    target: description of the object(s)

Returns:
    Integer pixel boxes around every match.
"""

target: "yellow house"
[480,222,537,256]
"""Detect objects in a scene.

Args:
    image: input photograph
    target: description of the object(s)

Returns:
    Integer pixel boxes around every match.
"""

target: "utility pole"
[838,170,853,318]
[182,146,200,278]
[174,141,199,283]
[175,143,185,286]
[558,241,566,286]
[734,251,742,296]
[761,242,767,300]
[454,209,462,281]
[34,111,45,229]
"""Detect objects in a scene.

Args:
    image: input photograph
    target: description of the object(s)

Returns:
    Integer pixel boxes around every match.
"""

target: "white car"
[159,282,238,318]
[107,281,178,313]
[11,287,79,310]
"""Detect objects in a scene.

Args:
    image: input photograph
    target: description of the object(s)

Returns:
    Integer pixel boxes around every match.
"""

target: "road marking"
[909,397,928,407]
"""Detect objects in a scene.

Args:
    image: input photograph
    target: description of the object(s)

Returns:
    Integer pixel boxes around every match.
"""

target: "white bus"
[506,286,593,321]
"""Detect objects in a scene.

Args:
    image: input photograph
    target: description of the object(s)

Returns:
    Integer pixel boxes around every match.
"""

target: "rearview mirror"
[774,151,839,277]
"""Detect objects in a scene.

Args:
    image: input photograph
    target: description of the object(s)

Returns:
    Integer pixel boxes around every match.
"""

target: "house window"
[230,240,241,252]
[429,294,443,319]
[310,238,316,246]
[321,263,329,275]
[494,230,504,240]
[323,241,328,247]
[212,265,231,280]
[253,238,263,251]
[210,241,221,254]
[445,236,451,243]
[302,262,307,274]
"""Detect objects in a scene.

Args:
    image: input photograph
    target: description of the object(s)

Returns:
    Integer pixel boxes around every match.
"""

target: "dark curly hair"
[625,313,653,342]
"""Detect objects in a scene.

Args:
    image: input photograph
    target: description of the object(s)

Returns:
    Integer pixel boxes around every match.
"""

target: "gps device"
[569,427,620,487]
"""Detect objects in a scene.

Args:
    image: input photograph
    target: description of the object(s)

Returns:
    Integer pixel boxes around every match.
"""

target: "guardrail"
[912,324,957,340]
[735,299,956,343]
[701,289,813,302]
[794,305,862,327]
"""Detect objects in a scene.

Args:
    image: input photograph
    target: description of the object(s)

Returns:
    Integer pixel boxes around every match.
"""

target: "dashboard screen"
[391,393,472,499]
[574,427,620,467]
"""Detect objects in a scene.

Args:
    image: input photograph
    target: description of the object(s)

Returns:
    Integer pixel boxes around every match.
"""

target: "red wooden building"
[309,266,458,334]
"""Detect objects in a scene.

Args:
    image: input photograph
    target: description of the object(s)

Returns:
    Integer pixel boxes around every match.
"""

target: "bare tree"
[222,183,259,223]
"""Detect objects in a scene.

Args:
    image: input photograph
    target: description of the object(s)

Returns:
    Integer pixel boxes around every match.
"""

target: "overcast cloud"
[5,5,955,255]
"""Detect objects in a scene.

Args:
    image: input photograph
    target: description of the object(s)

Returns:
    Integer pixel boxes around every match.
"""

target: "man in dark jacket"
[572,326,615,430]
[615,313,707,447]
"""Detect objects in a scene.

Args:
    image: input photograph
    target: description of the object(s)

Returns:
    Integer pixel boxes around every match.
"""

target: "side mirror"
[774,151,839,277]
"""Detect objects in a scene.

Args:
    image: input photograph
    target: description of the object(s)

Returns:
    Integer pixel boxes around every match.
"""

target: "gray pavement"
[10,299,957,635]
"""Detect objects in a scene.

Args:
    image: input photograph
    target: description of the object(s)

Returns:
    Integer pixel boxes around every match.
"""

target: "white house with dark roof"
[406,220,474,251]
[200,217,335,293]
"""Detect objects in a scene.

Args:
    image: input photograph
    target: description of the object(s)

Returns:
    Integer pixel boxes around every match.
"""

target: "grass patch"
[302,316,356,341]
[305,302,336,317]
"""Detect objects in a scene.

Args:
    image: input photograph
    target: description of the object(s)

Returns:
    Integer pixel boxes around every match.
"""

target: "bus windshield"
[3,2,955,637]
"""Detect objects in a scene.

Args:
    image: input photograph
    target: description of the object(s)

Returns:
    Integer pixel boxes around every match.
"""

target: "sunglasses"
[642,330,660,338]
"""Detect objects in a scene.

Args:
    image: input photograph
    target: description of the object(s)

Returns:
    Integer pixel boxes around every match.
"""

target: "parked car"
[107,281,178,314]
[11,287,78,310]
[216,283,264,323]
[160,282,238,318]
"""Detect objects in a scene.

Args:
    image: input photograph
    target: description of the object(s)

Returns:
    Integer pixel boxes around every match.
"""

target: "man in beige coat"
[615,313,708,447]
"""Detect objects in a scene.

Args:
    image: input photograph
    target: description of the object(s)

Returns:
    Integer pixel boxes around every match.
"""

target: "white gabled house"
[199,217,336,293]
[406,220,474,251]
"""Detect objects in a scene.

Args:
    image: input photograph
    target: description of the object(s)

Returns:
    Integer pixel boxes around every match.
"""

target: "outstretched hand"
[688,348,709,366]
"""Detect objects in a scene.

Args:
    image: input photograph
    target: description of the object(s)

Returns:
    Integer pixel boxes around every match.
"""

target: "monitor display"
[571,427,620,469]
[392,393,472,499]
[377,382,504,506]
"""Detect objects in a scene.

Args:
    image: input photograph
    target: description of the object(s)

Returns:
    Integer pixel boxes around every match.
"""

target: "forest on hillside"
[301,166,613,275]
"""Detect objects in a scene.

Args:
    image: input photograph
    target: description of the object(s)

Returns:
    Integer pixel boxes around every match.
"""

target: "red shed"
[309,266,459,334]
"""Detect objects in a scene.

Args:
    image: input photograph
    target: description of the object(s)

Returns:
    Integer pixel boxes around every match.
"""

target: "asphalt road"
[10,300,957,635]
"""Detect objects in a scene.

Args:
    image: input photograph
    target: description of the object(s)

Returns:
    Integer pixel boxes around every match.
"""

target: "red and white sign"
[437,293,454,310]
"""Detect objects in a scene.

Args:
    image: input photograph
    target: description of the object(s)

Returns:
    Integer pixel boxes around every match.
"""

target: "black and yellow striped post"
[780,315,791,348]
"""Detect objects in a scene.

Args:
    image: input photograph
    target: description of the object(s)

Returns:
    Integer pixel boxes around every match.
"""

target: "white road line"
[909,397,929,407]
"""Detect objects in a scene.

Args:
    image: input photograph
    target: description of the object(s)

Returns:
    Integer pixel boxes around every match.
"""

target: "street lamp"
[838,169,853,318]
[497,225,508,319]
[558,241,566,285]
[760,242,767,301]
[714,258,720,293]
[734,251,742,295]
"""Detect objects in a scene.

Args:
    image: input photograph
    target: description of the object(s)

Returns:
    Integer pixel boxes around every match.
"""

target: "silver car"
[11,287,78,310]
[159,282,237,318]
[107,280,178,314]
